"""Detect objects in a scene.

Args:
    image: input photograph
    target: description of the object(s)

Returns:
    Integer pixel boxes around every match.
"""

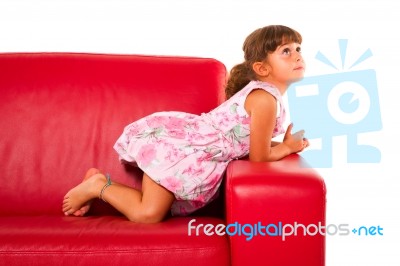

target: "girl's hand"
[283,123,310,153]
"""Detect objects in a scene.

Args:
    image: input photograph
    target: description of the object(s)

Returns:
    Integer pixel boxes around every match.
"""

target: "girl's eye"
[281,46,301,55]
[282,48,291,55]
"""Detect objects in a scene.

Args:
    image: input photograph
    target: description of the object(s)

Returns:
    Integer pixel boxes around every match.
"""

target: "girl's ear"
[252,61,269,77]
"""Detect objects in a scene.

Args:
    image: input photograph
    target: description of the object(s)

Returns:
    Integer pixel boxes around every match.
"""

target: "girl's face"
[264,42,305,90]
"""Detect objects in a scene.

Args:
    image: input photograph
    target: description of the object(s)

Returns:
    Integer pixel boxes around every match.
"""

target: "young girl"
[63,25,309,223]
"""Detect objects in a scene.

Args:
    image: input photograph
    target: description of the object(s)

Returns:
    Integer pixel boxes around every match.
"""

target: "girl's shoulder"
[236,80,282,101]
[212,81,281,118]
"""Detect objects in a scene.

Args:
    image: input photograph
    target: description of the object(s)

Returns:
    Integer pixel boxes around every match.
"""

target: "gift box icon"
[287,40,382,167]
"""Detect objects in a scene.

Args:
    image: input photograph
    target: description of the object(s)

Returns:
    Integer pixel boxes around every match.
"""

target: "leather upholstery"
[0,53,325,266]
[226,156,326,266]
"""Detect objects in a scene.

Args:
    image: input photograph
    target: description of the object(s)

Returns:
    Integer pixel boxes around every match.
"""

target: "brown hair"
[225,25,302,99]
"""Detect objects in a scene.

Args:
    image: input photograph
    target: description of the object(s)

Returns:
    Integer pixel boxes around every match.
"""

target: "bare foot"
[72,168,101,216]
[63,171,107,216]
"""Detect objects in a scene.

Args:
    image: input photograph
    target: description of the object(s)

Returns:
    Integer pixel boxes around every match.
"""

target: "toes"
[63,199,90,217]
[62,199,73,214]
[80,205,90,214]
[63,192,71,200]
[63,200,70,209]
[73,205,89,216]
[64,207,77,216]
[63,203,71,212]
[63,207,72,215]
[72,210,83,216]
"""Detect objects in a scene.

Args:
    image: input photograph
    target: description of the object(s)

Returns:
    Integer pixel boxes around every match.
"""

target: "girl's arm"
[245,89,306,162]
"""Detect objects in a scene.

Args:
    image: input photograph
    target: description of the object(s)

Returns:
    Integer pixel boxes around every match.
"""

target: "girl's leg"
[102,173,175,223]
[63,172,175,223]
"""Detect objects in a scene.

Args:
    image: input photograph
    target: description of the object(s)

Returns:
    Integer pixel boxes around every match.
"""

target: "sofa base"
[0,215,229,266]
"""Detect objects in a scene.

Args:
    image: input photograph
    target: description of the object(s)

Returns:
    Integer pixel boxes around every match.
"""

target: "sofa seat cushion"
[0,216,229,266]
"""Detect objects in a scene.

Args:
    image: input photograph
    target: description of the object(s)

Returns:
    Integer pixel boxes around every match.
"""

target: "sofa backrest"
[0,53,227,216]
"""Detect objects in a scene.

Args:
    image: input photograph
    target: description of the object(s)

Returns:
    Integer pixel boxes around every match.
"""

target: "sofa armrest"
[225,154,326,266]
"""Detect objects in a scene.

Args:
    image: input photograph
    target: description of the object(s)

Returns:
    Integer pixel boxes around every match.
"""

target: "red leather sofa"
[0,53,326,266]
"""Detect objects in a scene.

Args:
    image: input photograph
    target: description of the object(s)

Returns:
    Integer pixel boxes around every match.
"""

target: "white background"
[1,0,399,265]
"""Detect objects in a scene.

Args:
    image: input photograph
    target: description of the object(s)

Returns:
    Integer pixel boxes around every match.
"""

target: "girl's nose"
[296,53,303,62]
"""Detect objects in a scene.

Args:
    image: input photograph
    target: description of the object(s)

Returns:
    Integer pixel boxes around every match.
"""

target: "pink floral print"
[136,144,157,167]
[114,81,286,216]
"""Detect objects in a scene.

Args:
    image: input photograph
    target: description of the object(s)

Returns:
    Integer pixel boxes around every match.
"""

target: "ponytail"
[225,62,253,99]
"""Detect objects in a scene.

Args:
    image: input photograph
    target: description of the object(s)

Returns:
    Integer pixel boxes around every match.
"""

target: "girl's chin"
[290,76,305,83]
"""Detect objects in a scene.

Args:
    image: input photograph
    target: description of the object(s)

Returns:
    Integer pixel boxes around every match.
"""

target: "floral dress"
[113,80,286,216]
